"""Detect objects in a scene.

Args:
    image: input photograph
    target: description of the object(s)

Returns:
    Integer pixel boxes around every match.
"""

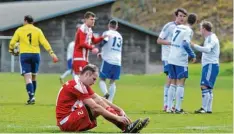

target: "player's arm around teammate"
[9,15,58,105]
[156,8,188,111]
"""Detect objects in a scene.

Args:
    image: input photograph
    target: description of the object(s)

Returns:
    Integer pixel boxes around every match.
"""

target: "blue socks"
[26,83,34,100]
[32,81,37,94]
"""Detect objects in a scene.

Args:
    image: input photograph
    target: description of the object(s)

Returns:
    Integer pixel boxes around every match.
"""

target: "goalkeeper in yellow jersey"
[9,15,59,105]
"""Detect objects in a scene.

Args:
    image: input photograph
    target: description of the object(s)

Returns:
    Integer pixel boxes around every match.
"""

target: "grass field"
[0,63,232,133]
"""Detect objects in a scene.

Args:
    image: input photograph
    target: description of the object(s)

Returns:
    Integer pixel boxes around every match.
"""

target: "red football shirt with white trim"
[73,24,104,62]
[56,77,94,121]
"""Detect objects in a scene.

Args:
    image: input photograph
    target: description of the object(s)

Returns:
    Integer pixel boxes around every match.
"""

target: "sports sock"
[172,86,177,108]
[109,83,116,102]
[202,88,210,111]
[167,84,176,111]
[60,69,72,79]
[26,83,34,100]
[207,90,213,112]
[99,80,108,95]
[175,85,184,111]
[32,81,37,94]
[163,85,169,107]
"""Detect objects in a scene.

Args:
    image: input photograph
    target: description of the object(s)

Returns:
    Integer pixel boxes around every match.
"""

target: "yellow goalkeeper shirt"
[9,24,52,54]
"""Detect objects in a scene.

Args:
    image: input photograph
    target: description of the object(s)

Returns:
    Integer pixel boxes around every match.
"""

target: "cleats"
[103,93,110,99]
[175,109,187,114]
[194,107,206,114]
[123,119,141,133]
[133,117,150,133]
[26,98,35,105]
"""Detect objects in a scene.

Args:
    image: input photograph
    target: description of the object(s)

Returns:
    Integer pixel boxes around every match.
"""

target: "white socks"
[163,85,169,107]
[175,85,184,111]
[99,80,108,95]
[109,83,116,102]
[207,90,213,112]
[202,89,210,111]
[99,80,116,103]
[167,84,176,111]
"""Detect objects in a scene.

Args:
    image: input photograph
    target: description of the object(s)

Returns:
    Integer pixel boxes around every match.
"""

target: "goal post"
[0,36,15,73]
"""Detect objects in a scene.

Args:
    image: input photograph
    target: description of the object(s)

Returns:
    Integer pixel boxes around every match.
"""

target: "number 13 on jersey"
[112,37,122,52]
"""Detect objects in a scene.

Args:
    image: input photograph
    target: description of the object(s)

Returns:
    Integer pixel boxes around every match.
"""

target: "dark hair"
[187,13,197,25]
[80,64,98,75]
[24,15,34,24]
[200,20,213,32]
[84,11,96,19]
[174,8,187,16]
[109,19,118,28]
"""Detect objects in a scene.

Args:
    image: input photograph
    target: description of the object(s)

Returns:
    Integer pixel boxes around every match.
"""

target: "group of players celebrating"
[157,8,220,114]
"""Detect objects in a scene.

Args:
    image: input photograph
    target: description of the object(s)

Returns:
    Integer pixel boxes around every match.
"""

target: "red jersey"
[73,24,104,62]
[56,76,95,122]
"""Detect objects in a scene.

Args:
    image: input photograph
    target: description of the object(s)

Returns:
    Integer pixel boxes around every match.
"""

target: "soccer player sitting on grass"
[191,21,220,114]
[9,15,58,105]
[56,64,150,132]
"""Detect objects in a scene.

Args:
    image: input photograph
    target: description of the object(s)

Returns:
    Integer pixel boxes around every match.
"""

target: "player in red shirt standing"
[73,11,104,76]
[56,64,150,132]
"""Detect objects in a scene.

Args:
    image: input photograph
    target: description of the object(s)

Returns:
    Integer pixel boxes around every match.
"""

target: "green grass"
[0,63,232,133]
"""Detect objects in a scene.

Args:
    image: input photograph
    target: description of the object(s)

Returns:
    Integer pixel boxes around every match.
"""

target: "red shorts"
[58,106,97,132]
[72,61,88,74]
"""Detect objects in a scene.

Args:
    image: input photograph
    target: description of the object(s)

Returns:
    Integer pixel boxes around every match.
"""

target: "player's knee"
[170,79,176,85]
[200,85,208,89]
[24,74,32,84]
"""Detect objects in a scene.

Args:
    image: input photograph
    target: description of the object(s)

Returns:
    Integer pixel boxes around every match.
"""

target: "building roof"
[0,0,158,37]
[113,17,158,37]
[0,0,115,31]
